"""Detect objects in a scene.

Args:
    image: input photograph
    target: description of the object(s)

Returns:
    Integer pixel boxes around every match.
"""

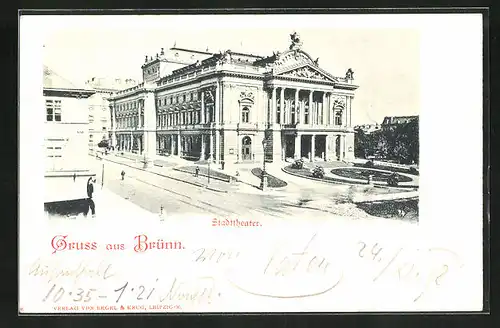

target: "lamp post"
[260,138,268,191]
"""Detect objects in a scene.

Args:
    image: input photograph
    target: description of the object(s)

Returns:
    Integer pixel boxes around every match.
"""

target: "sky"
[40,14,421,125]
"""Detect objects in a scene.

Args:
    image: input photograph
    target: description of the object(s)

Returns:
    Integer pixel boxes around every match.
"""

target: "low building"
[354,123,381,135]
[43,65,96,206]
[381,115,418,130]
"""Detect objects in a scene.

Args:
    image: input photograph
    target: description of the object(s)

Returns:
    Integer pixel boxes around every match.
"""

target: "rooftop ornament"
[289,31,303,51]
[346,68,354,80]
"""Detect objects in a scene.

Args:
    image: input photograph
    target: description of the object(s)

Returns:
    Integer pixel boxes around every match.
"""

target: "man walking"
[86,177,96,218]
[121,170,125,180]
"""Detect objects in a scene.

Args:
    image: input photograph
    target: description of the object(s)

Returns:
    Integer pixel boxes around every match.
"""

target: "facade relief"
[280,66,330,81]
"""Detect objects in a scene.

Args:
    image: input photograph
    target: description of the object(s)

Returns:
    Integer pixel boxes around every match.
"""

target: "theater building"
[108,33,359,165]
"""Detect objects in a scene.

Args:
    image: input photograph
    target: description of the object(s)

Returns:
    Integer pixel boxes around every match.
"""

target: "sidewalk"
[102,153,234,193]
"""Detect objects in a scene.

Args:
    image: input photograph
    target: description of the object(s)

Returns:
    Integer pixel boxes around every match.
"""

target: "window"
[102,127,107,131]
[183,94,186,102]
[242,107,250,123]
[46,99,61,122]
[335,112,342,126]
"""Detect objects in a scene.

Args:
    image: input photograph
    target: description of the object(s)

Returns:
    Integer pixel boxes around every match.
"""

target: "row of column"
[154,132,221,162]
[270,87,350,126]
[117,134,142,153]
[290,133,346,161]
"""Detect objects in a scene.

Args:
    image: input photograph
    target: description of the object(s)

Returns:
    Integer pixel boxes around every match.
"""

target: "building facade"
[108,33,359,165]
[85,77,138,154]
[43,66,96,203]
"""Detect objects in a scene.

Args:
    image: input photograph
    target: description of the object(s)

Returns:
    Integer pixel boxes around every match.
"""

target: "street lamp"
[260,138,268,191]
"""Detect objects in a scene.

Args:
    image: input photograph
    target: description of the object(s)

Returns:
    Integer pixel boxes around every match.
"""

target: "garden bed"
[174,166,232,182]
[331,168,413,183]
[251,168,288,188]
[353,162,419,175]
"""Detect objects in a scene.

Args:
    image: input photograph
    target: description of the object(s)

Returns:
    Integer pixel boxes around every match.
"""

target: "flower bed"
[353,161,419,176]
[331,168,413,183]
[251,168,288,188]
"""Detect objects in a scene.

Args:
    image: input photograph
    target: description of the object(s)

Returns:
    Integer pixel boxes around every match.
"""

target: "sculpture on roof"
[345,68,354,80]
[289,31,303,50]
[160,48,165,55]
[314,57,319,66]
[145,55,148,62]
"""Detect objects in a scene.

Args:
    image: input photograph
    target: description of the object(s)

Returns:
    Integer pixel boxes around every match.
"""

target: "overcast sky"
[40,14,421,125]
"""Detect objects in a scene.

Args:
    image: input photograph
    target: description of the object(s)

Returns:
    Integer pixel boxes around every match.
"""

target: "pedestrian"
[221,160,225,170]
[195,166,200,177]
[121,170,125,180]
[86,177,96,218]
[73,173,76,182]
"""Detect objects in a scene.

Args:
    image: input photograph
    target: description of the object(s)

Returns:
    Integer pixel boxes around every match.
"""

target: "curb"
[173,167,231,183]
[101,157,228,193]
[282,167,419,190]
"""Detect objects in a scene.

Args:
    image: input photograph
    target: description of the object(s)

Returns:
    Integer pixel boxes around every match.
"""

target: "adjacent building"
[107,32,359,165]
[381,115,418,131]
[354,123,381,135]
[85,77,137,154]
[43,65,95,204]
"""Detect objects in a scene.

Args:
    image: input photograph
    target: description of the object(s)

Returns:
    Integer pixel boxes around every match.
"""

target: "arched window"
[335,111,343,126]
[242,107,250,123]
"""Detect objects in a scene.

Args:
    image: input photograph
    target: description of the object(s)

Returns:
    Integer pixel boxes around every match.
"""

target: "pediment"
[276,65,337,82]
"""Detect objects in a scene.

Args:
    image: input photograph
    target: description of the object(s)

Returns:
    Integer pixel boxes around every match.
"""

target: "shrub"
[312,166,325,179]
[365,160,374,168]
[292,158,305,169]
[387,173,399,186]
[409,167,418,175]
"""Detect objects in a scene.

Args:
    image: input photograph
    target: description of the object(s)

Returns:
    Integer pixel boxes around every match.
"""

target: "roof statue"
[314,57,319,66]
[289,31,303,50]
[346,68,354,80]
[160,48,165,55]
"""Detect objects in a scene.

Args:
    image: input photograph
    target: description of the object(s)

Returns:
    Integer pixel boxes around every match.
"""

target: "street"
[89,156,340,221]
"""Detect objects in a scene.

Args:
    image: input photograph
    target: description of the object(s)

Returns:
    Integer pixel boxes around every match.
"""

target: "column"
[328,94,333,126]
[111,105,117,147]
[325,135,329,161]
[332,135,337,160]
[200,134,206,160]
[209,131,214,162]
[271,87,277,124]
[170,135,174,155]
[215,130,220,163]
[339,134,345,161]
[294,89,300,124]
[201,90,205,124]
[348,96,353,127]
[280,87,285,124]
[309,91,313,126]
[215,82,220,126]
[294,134,301,159]
[321,92,326,125]
[177,133,181,156]
[311,134,316,161]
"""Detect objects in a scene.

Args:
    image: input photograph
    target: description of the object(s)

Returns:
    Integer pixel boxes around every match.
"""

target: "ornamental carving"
[217,50,232,64]
[332,96,346,109]
[281,67,329,81]
[204,90,215,102]
[240,91,254,101]
[289,31,303,50]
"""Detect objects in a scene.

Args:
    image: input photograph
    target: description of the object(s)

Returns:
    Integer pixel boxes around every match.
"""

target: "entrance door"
[242,136,252,160]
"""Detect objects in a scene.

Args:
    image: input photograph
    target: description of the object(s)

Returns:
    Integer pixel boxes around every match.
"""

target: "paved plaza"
[87,152,418,224]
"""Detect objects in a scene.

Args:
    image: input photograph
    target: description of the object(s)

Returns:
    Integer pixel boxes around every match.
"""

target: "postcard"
[19,11,485,314]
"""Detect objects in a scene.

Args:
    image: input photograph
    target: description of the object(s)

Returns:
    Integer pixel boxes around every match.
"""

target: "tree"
[354,128,368,158]
[97,139,109,148]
